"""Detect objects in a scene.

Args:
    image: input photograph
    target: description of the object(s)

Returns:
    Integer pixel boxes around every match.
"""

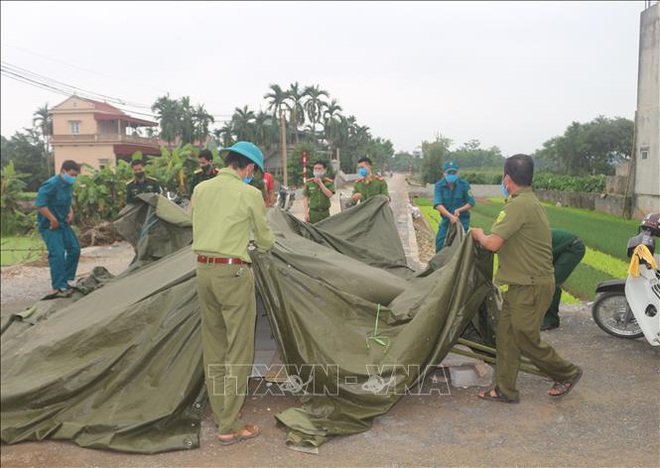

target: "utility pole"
[280,112,287,186]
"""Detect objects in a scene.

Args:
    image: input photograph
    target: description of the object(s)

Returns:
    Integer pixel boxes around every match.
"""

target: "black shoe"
[541,322,559,331]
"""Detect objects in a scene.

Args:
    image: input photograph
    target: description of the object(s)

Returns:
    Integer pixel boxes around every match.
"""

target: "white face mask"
[313,170,325,178]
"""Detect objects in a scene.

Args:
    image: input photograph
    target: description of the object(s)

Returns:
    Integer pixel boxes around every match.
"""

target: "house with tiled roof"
[50,95,161,171]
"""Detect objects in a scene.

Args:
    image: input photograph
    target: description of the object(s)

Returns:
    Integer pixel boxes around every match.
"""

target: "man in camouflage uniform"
[351,156,389,204]
[190,149,219,194]
[471,154,582,403]
[303,160,335,223]
[125,159,162,204]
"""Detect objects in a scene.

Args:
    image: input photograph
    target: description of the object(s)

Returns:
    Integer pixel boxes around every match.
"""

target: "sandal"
[217,424,261,446]
[478,386,519,404]
[43,289,73,300]
[549,367,583,398]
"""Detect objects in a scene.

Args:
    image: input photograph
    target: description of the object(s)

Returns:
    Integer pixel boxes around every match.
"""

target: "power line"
[1,62,232,122]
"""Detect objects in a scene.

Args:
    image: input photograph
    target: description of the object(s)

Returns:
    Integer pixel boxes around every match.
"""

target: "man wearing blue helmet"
[433,160,475,251]
[192,141,274,446]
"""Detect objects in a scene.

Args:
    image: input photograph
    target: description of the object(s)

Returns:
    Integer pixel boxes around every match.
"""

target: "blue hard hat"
[443,160,459,172]
[219,141,265,171]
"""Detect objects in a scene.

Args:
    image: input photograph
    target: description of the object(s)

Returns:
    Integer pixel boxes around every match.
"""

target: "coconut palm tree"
[32,104,53,175]
[303,85,329,147]
[152,94,181,144]
[231,106,256,141]
[285,82,305,144]
[192,104,214,145]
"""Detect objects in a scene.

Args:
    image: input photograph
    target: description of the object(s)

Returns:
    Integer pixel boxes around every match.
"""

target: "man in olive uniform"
[125,159,162,204]
[190,149,219,194]
[542,229,586,330]
[434,160,476,252]
[351,156,389,204]
[303,160,335,223]
[471,154,582,403]
[192,141,274,445]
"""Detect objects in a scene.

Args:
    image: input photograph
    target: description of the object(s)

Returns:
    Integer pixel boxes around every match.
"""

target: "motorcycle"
[277,186,296,211]
[592,213,660,346]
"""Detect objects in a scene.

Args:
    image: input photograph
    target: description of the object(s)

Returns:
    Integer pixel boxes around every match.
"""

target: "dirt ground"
[2,208,659,467]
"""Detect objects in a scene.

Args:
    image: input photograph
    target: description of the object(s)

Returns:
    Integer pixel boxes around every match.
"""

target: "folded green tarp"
[1,194,495,453]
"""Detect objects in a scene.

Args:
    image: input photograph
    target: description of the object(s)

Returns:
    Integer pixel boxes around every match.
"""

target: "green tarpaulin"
[1,194,495,453]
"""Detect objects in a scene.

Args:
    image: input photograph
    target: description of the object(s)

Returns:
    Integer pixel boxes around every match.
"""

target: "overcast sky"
[0,1,646,156]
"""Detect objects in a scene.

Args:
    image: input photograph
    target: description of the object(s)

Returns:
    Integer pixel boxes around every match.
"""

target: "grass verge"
[1,236,45,266]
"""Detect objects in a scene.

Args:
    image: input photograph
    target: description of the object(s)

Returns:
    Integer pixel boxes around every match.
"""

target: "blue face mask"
[243,176,253,184]
[62,173,77,185]
[445,173,458,183]
[358,167,369,177]
[500,180,509,198]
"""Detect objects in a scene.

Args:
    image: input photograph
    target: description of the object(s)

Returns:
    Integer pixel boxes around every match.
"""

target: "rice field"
[413,196,633,302]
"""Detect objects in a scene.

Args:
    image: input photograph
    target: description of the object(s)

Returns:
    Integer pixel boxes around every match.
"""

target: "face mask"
[62,173,77,185]
[445,173,458,183]
[358,167,369,177]
[243,176,253,184]
[135,171,145,179]
[313,170,325,178]
[500,180,509,198]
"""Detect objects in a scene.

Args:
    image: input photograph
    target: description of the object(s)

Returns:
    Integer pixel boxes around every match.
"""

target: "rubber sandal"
[478,386,519,404]
[549,367,583,398]
[217,433,242,446]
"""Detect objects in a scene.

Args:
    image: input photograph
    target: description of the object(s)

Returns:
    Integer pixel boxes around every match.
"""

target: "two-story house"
[50,95,161,171]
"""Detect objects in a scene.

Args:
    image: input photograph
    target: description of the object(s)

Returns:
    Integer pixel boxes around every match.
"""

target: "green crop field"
[413,196,634,302]
[0,236,45,267]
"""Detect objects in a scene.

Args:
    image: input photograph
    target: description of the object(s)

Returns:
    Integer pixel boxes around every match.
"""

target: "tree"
[303,84,329,147]
[533,116,634,176]
[32,104,53,176]
[231,106,256,141]
[285,82,306,144]
[192,104,214,144]
[449,140,504,170]
[420,134,453,184]
[151,94,181,144]
[1,129,49,191]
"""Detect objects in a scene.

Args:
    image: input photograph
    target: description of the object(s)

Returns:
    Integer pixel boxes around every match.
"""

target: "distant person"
[190,149,219,194]
[351,157,389,204]
[35,160,81,298]
[471,154,582,403]
[542,229,586,330]
[303,160,335,223]
[125,160,162,204]
[433,160,475,251]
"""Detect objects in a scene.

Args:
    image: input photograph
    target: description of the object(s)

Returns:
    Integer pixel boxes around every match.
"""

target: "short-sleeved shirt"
[491,187,554,285]
[302,177,335,211]
[190,167,218,194]
[433,178,475,221]
[35,174,74,231]
[353,176,389,202]
[192,168,274,262]
[126,177,162,204]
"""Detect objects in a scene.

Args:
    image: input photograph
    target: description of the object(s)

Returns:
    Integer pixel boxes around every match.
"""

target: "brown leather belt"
[197,255,246,265]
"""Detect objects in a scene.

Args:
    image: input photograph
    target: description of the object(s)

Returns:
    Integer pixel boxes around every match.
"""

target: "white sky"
[0,1,646,155]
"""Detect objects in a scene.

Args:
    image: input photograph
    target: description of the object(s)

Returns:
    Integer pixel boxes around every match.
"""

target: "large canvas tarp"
[1,195,495,453]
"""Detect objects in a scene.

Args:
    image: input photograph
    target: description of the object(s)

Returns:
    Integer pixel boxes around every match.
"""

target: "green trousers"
[496,283,579,400]
[196,262,256,434]
[544,242,586,327]
[309,209,330,224]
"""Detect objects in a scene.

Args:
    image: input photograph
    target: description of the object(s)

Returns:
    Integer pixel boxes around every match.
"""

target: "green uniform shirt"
[126,177,162,204]
[353,176,389,202]
[302,177,335,212]
[551,228,580,257]
[491,187,554,285]
[190,167,218,194]
[192,168,274,262]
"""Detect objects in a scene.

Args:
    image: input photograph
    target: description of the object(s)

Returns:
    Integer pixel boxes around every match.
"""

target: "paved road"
[2,176,659,467]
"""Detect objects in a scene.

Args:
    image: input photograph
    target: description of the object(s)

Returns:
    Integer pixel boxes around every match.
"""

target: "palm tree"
[32,104,53,175]
[214,122,235,148]
[231,106,256,141]
[179,96,195,145]
[264,84,289,120]
[322,99,343,157]
[193,104,215,145]
[303,85,329,147]
[152,94,181,144]
[253,111,275,149]
[285,82,305,144]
